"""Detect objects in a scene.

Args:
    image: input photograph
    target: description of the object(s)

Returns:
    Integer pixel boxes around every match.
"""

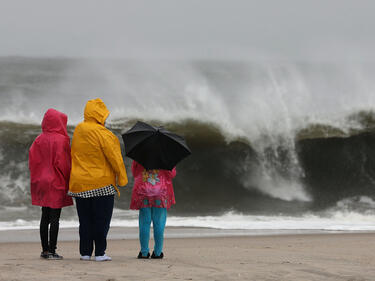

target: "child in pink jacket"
[130,161,176,259]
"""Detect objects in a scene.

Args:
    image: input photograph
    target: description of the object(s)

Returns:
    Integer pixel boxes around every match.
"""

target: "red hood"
[41,108,68,137]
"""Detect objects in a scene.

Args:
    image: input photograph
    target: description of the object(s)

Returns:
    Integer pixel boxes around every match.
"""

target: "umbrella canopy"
[122,121,191,170]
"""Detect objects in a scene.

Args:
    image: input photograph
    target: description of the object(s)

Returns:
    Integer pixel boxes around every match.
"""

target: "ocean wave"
[1,58,375,222]
[1,58,375,140]
[296,110,375,140]
[1,118,375,214]
[3,210,375,231]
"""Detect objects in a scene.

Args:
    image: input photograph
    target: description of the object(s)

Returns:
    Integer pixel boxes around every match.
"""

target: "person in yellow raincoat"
[68,98,128,262]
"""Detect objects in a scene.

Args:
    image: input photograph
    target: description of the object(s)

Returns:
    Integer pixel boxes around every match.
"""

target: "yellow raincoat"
[69,98,128,195]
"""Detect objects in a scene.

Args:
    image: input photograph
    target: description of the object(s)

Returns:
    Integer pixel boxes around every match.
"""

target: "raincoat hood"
[42,108,69,137]
[84,98,110,125]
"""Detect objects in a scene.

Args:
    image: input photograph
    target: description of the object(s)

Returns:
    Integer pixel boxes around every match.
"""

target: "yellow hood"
[84,98,110,125]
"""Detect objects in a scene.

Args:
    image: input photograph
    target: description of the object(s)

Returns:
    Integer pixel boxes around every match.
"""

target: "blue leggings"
[139,207,167,257]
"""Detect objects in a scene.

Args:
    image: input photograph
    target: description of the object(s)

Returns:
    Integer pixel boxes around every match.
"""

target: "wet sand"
[1,230,375,280]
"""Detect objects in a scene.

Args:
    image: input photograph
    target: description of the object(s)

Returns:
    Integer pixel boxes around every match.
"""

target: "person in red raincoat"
[29,108,73,260]
[130,161,176,259]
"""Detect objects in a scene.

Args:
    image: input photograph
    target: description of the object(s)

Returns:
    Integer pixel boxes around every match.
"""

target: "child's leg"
[151,206,167,256]
[139,206,152,256]
[92,195,114,257]
[40,207,50,253]
[75,197,94,256]
[48,208,62,254]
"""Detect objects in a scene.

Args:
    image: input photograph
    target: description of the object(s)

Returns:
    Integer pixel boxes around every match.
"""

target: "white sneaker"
[80,255,91,261]
[95,254,112,262]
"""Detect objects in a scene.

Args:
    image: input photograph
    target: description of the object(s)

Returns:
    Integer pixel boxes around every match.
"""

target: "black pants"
[75,195,114,257]
[40,207,62,254]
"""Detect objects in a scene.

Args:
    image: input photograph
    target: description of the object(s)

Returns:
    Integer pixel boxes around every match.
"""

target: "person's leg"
[139,205,152,257]
[151,206,167,257]
[75,197,94,256]
[40,207,50,254]
[48,208,62,254]
[92,195,114,257]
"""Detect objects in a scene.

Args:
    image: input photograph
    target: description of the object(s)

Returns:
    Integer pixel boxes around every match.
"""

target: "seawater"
[1,57,375,231]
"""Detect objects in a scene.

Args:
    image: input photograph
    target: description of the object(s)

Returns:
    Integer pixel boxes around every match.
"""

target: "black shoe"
[151,251,164,259]
[40,252,49,259]
[47,253,63,260]
[137,252,150,259]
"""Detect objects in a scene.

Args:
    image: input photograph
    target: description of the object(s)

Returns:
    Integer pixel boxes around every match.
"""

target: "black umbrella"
[122,121,191,170]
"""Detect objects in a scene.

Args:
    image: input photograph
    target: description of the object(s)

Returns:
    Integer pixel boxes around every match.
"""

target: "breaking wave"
[1,57,375,229]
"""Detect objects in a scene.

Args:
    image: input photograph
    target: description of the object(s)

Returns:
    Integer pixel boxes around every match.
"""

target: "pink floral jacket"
[130,161,176,210]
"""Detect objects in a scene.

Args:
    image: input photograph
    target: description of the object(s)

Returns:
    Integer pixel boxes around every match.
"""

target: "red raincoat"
[130,161,176,210]
[29,109,73,208]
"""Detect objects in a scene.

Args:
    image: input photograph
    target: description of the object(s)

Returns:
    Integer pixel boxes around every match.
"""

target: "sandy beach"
[1,229,375,281]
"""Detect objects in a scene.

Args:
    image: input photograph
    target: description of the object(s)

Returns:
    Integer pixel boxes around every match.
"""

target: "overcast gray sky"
[0,0,374,60]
